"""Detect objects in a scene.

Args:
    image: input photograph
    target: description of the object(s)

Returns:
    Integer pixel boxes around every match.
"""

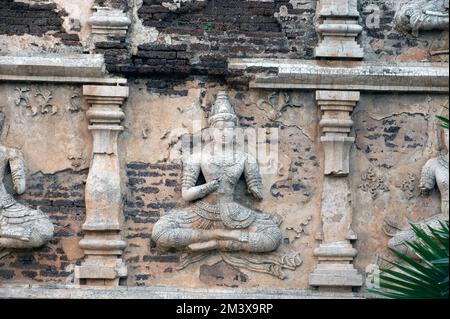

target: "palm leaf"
[381,267,441,291]
[371,221,449,299]
[406,241,440,262]
[382,258,441,286]
[390,249,445,280]
[409,224,445,256]
[378,274,443,297]
[433,258,449,265]
[429,226,449,247]
[436,115,449,129]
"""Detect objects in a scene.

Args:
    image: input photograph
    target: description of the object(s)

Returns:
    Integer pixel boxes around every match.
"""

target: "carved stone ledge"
[228,59,450,93]
[0,284,368,299]
[75,85,129,287]
[315,0,364,59]
[0,55,126,85]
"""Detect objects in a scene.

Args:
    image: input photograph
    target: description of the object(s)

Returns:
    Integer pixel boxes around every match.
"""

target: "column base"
[309,264,363,287]
[309,242,363,288]
[315,39,364,59]
[75,256,127,287]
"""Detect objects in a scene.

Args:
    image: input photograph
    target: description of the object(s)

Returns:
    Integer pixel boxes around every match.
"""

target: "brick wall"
[96,0,317,77]
[139,0,282,35]
[124,162,183,286]
[0,170,87,283]
[359,0,448,61]
[0,0,80,46]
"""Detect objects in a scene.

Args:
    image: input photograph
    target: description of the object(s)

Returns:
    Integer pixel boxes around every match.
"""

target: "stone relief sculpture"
[35,89,57,116]
[14,87,58,117]
[0,111,54,250]
[359,167,390,200]
[395,0,449,35]
[286,215,312,243]
[152,91,302,279]
[385,127,449,256]
[398,173,417,200]
[255,91,294,121]
[69,94,81,113]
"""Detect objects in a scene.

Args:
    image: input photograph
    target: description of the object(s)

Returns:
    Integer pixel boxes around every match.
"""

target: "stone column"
[315,0,364,59]
[75,85,129,286]
[309,90,363,290]
[88,6,131,42]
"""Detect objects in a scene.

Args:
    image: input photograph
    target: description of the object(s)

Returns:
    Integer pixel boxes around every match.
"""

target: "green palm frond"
[437,103,449,129]
[369,221,449,299]
[437,116,449,129]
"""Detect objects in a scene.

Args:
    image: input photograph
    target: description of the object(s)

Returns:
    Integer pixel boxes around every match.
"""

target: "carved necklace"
[210,152,239,167]
[210,153,242,184]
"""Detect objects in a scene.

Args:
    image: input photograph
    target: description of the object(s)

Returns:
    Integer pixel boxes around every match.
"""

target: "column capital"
[316,90,360,103]
[83,85,128,154]
[83,85,129,113]
[83,85,129,99]
[316,90,360,176]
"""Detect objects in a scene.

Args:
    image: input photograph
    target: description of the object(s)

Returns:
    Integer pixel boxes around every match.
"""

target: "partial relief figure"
[0,111,54,250]
[394,0,449,35]
[385,125,449,257]
[152,92,302,279]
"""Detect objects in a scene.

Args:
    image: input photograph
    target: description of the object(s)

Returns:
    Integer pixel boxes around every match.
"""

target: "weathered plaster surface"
[0,0,448,295]
[0,83,92,174]
[352,93,448,272]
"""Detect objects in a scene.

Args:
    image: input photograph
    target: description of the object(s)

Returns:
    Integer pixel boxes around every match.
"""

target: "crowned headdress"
[208,91,238,126]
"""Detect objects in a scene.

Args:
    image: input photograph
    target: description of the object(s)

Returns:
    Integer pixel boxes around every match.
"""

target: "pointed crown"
[208,91,238,126]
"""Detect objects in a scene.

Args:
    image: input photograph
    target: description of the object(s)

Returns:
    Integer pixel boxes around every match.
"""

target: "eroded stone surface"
[0,0,448,297]
[352,93,448,272]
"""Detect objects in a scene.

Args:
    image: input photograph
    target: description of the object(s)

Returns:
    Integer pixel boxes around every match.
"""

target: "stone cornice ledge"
[228,58,449,93]
[0,284,368,299]
[0,54,126,85]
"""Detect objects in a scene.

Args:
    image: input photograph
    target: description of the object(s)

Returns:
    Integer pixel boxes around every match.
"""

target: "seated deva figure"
[387,126,449,256]
[152,92,300,279]
[0,111,54,249]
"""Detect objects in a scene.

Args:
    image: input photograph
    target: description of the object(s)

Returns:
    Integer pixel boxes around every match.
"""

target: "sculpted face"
[212,120,236,147]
